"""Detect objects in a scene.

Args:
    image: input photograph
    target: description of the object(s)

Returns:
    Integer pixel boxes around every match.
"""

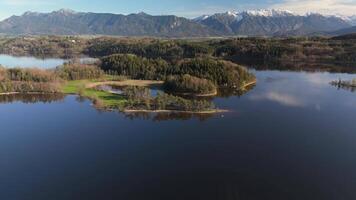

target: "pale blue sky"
[0,0,355,20]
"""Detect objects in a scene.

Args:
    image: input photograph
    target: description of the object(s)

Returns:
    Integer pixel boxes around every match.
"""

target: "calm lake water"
[0,54,97,68]
[0,69,356,200]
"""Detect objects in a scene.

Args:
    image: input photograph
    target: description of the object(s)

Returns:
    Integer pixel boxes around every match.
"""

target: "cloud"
[303,73,330,86]
[271,0,356,16]
[250,91,305,107]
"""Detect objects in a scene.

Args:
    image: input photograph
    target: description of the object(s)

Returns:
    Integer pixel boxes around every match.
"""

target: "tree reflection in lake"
[333,85,356,92]
[1,70,356,200]
[330,79,356,93]
[124,111,216,121]
[0,93,65,104]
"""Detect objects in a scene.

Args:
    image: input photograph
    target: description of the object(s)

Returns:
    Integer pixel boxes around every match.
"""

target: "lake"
[0,54,97,69]
[0,68,356,199]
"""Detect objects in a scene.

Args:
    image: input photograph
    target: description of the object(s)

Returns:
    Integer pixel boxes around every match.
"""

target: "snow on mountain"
[193,15,210,22]
[244,9,295,17]
[194,9,297,21]
[194,9,352,36]
[195,9,356,23]
[339,15,356,25]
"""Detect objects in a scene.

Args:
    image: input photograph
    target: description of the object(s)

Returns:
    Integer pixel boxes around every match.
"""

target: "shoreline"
[173,90,218,97]
[123,109,228,114]
[0,92,58,96]
[240,80,257,89]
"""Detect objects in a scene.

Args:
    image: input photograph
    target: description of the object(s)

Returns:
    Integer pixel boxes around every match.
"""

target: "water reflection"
[0,54,66,69]
[330,81,356,93]
[333,85,356,92]
[124,111,216,121]
[0,92,220,121]
[233,58,356,73]
[0,93,65,104]
[1,70,356,200]
[0,54,97,69]
[250,91,305,107]
[242,71,356,110]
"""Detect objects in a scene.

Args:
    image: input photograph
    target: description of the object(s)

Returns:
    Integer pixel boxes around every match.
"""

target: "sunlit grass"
[62,78,127,108]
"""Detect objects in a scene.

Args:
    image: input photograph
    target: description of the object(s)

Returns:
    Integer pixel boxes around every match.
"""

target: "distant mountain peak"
[137,11,148,15]
[22,11,41,16]
[53,9,78,15]
[225,11,238,17]
[135,11,151,17]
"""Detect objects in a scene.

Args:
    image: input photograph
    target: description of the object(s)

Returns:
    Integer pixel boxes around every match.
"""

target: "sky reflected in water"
[0,70,355,200]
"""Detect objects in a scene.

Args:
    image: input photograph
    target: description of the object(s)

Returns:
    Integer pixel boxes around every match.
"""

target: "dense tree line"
[89,37,356,72]
[0,36,86,58]
[100,54,255,88]
[2,68,57,82]
[171,58,255,88]
[1,36,356,71]
[100,54,169,80]
[56,64,104,80]
[0,67,61,93]
[213,38,296,62]
[163,74,216,94]
[86,39,213,61]
[0,63,105,94]
[0,81,61,93]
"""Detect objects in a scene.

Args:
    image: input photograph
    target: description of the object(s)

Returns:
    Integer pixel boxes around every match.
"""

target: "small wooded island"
[0,37,257,113]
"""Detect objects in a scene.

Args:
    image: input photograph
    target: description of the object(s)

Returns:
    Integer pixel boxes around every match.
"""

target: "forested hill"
[0,9,355,37]
[0,9,217,37]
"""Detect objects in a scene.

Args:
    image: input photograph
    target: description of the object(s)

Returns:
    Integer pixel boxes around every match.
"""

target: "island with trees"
[0,52,255,113]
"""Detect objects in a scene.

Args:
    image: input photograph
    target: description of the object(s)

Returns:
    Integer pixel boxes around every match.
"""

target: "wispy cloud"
[271,0,356,16]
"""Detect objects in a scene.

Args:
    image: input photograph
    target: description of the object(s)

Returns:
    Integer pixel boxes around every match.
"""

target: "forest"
[1,36,355,73]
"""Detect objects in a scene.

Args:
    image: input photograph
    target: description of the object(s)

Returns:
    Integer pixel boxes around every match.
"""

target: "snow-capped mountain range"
[195,9,356,24]
[0,9,355,37]
[341,15,356,25]
[194,9,356,36]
